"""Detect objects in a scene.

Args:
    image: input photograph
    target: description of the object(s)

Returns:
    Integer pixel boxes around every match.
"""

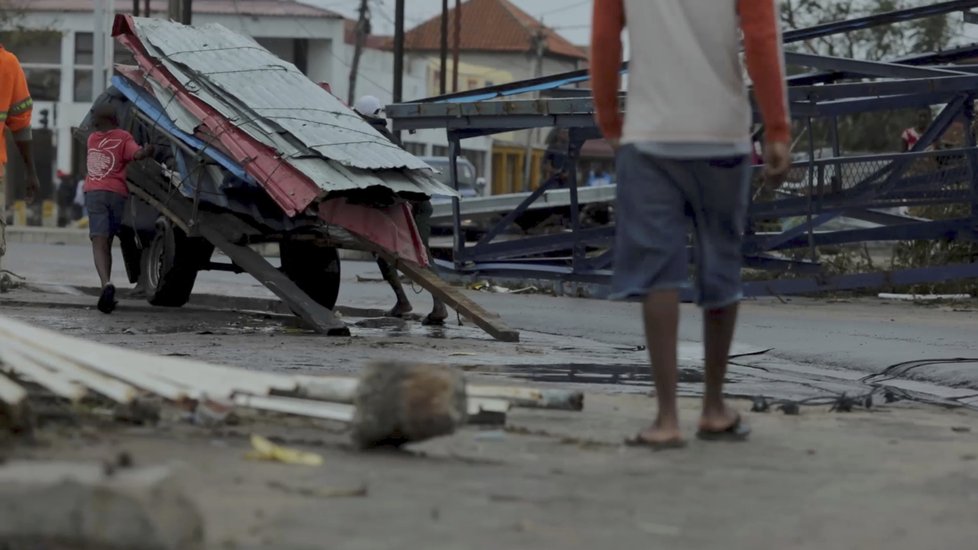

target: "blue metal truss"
[386,0,978,297]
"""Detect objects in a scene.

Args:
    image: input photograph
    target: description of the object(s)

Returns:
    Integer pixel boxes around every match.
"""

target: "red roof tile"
[18,0,340,19]
[404,0,586,60]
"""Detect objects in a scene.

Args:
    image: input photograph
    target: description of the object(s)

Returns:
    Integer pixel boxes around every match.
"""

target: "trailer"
[77,15,519,342]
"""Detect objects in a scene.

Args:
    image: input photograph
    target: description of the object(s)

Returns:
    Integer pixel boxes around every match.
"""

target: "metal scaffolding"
[386,0,978,297]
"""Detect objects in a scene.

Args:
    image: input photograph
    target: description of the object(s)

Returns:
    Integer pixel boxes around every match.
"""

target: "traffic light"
[39,108,49,129]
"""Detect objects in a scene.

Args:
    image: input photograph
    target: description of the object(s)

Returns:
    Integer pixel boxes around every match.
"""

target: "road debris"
[247,435,324,466]
[0,314,567,449]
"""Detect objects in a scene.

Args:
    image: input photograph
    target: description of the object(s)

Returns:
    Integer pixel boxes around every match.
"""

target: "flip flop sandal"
[97,284,117,314]
[696,414,751,442]
[624,434,688,451]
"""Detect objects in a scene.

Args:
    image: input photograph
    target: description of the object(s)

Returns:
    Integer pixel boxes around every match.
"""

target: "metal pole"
[133,0,140,17]
[806,118,817,262]
[144,0,150,17]
[439,0,448,95]
[452,0,460,93]
[521,30,545,191]
[449,136,464,267]
[180,0,192,24]
[393,0,405,103]
[93,0,107,100]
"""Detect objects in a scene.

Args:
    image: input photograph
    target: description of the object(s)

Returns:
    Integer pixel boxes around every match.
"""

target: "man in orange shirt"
[591,0,792,448]
[0,44,40,278]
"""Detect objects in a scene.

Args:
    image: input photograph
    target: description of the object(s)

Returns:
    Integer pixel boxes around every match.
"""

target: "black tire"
[280,240,341,310]
[141,218,214,307]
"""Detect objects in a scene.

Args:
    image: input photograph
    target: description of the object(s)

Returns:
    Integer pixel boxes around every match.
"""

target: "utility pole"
[93,0,107,100]
[522,29,546,191]
[144,0,150,17]
[348,0,370,105]
[393,0,405,103]
[439,0,448,94]
[452,0,461,93]
[133,0,140,17]
[393,0,405,142]
[168,0,192,24]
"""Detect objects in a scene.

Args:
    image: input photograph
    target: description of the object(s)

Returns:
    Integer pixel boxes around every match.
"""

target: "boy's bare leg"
[377,257,413,317]
[636,289,683,444]
[700,303,741,431]
[92,236,113,288]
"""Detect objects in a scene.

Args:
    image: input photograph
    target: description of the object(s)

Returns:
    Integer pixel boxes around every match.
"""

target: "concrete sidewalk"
[4,393,977,550]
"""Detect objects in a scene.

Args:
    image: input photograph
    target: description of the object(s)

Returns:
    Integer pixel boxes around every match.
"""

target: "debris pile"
[0,315,582,448]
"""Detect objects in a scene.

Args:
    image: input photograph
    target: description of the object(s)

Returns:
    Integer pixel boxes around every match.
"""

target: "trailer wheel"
[280,240,341,310]
[142,218,214,307]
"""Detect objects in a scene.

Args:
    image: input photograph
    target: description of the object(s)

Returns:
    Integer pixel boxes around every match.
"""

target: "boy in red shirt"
[84,104,151,313]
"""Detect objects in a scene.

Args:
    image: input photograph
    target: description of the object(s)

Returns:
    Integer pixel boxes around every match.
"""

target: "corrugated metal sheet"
[133,18,432,172]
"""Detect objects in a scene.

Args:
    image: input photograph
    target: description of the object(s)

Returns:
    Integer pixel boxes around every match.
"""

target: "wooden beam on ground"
[198,226,351,336]
[391,258,520,342]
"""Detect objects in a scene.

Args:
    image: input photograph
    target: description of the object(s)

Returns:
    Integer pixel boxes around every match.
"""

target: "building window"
[404,142,426,156]
[0,31,61,64]
[22,67,60,102]
[432,145,449,157]
[75,32,94,65]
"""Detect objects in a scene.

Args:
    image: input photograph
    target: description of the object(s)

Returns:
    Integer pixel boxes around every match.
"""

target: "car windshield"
[426,160,475,187]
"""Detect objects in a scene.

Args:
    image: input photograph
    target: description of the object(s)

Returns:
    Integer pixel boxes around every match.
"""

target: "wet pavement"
[3,241,978,409]
[4,242,978,549]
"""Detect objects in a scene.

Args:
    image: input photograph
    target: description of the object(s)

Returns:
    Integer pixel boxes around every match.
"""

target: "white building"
[4,0,350,179]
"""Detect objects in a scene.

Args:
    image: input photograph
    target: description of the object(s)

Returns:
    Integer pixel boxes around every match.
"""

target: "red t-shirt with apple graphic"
[84,129,140,197]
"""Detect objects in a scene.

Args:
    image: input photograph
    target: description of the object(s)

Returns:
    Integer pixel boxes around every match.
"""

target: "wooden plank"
[198,226,351,336]
[0,320,290,402]
[3,339,139,404]
[0,348,87,402]
[0,372,27,405]
[232,394,355,422]
[0,319,192,401]
[390,258,520,343]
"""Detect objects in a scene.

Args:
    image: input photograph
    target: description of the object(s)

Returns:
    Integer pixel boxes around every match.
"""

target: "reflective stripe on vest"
[8,96,32,115]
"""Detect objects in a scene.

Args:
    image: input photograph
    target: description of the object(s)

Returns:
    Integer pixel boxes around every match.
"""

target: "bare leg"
[92,236,113,288]
[377,257,412,317]
[634,289,683,445]
[422,245,448,325]
[699,303,741,431]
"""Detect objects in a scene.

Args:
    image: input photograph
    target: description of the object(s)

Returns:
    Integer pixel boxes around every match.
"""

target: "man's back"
[621,1,748,145]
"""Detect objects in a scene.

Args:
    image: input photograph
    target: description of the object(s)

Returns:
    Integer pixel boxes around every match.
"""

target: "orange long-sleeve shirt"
[590,0,790,148]
[0,46,34,166]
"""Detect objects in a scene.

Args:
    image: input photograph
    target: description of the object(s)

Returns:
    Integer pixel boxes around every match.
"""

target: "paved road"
[5,241,978,401]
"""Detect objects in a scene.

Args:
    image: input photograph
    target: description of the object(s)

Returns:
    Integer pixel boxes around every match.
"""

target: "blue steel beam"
[784,52,967,79]
[742,263,978,298]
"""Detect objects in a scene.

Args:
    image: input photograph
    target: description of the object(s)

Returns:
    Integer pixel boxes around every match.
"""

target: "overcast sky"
[299,0,978,57]
[299,0,594,46]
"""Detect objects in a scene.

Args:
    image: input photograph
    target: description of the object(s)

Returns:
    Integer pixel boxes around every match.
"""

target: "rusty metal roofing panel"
[132,18,431,172]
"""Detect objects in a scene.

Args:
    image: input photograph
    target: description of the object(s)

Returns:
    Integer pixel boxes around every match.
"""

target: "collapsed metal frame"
[387,0,978,296]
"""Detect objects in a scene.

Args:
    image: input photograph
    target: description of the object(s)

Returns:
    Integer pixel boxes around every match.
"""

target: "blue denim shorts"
[85,191,127,238]
[610,145,751,308]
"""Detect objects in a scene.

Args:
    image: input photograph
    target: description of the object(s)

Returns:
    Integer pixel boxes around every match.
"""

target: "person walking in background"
[83,103,152,313]
[354,94,448,325]
[0,43,40,277]
[590,0,792,448]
